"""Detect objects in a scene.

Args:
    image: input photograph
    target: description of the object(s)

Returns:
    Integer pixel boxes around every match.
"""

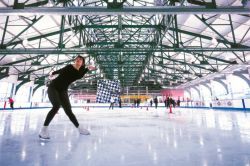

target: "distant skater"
[39,55,95,140]
[118,97,122,108]
[8,97,14,110]
[136,98,141,108]
[154,97,158,109]
[109,96,115,110]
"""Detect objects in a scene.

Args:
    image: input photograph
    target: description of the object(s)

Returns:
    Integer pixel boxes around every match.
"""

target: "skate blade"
[39,135,50,141]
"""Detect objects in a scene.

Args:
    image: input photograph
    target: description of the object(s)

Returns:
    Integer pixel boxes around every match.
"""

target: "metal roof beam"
[0,48,249,54]
[0,6,249,15]
[6,25,248,50]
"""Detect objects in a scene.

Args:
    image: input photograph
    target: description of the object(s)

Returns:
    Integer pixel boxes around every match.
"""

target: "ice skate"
[39,126,50,140]
[78,125,90,135]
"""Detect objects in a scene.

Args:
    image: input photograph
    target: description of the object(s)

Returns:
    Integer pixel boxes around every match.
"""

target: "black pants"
[109,102,114,110]
[10,103,14,110]
[43,85,79,127]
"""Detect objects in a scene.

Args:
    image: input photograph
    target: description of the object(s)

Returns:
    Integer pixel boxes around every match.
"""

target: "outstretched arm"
[79,65,96,77]
[51,65,69,75]
[48,65,70,80]
[79,67,89,77]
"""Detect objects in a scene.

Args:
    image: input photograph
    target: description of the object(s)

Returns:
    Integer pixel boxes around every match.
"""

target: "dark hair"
[75,55,85,66]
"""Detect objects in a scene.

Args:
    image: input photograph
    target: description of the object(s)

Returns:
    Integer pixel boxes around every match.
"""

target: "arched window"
[211,80,227,99]
[0,81,14,101]
[184,90,191,101]
[190,87,200,101]
[200,84,211,101]
[227,75,250,98]
[32,86,46,102]
[16,83,32,103]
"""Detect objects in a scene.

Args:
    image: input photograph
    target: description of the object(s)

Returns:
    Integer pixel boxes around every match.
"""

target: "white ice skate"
[78,125,90,135]
[39,126,50,140]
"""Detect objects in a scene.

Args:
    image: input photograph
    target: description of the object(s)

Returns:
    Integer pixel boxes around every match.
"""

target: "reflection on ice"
[0,108,249,166]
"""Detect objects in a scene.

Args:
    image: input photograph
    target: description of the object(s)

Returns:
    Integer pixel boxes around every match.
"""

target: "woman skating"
[39,55,94,139]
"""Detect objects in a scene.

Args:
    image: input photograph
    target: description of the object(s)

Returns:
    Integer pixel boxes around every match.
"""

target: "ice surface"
[0,107,250,166]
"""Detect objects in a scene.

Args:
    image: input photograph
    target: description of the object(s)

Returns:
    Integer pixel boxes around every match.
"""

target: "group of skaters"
[164,97,181,108]
[133,98,141,108]
[150,96,181,109]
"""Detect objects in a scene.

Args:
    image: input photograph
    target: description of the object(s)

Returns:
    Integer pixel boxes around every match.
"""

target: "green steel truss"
[0,0,249,91]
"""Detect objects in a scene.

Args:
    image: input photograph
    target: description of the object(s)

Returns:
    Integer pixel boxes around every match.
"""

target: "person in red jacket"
[8,97,14,110]
[39,55,95,140]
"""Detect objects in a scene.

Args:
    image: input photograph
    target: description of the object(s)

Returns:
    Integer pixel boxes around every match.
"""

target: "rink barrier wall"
[180,98,250,111]
[1,105,250,112]
[180,106,250,111]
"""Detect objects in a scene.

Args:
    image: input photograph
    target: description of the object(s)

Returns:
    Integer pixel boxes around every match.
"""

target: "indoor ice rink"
[0,0,250,166]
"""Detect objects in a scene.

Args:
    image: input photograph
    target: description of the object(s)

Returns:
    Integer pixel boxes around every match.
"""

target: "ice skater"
[8,97,14,110]
[154,97,158,109]
[39,55,95,140]
[109,95,115,110]
[118,97,122,108]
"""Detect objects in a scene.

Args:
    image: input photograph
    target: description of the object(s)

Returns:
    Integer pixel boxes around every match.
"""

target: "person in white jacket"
[109,96,115,110]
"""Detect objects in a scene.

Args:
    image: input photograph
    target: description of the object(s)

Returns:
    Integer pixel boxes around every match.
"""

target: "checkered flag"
[96,79,121,103]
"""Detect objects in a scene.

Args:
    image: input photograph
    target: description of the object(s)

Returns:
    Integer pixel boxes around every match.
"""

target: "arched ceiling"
[0,0,249,91]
